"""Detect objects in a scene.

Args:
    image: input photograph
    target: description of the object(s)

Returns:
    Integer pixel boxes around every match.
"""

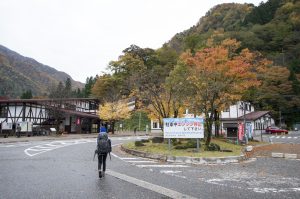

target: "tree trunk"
[111,121,115,134]
[205,121,212,146]
[214,110,220,137]
[205,112,214,146]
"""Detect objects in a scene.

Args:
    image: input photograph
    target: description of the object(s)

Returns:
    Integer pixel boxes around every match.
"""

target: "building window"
[0,106,8,117]
[152,121,159,129]
[223,107,230,112]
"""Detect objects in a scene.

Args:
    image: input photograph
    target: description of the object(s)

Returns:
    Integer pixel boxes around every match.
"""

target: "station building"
[0,98,100,136]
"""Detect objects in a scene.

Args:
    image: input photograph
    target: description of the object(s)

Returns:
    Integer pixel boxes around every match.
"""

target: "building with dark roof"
[0,98,100,136]
[220,101,274,140]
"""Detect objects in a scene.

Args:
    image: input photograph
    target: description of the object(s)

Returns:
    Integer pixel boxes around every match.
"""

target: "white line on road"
[160,170,186,179]
[106,169,197,199]
[120,157,141,160]
[136,164,189,168]
[127,160,157,163]
[24,139,94,157]
[110,153,119,158]
[160,170,182,174]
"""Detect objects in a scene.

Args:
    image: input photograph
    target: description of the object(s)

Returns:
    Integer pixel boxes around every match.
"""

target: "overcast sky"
[0,0,265,83]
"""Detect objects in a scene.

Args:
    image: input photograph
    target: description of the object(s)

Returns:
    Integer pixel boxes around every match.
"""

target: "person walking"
[96,131,111,178]
[100,124,107,133]
[16,124,21,138]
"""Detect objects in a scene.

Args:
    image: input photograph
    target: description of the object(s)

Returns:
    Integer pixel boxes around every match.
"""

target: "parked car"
[265,126,288,134]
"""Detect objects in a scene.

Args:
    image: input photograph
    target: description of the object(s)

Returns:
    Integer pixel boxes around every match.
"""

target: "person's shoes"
[102,171,105,177]
[99,171,102,178]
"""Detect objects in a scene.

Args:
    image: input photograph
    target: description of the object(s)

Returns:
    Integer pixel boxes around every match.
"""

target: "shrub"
[205,143,221,151]
[186,139,197,148]
[220,149,233,152]
[174,145,189,149]
[135,141,145,147]
[140,139,150,143]
[152,137,164,143]
[171,138,182,145]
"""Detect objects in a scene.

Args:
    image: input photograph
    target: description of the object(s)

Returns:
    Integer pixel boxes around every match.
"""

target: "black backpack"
[97,133,112,154]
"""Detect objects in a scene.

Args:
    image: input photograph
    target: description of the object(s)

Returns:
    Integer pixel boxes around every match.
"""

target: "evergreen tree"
[20,90,33,99]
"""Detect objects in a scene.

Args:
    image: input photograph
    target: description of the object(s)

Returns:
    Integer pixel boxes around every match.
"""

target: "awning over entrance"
[222,123,238,128]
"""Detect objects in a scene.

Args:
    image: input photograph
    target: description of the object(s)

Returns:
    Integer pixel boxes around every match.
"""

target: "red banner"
[238,123,244,141]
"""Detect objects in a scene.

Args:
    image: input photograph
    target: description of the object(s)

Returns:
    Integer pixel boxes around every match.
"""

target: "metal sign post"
[196,138,200,152]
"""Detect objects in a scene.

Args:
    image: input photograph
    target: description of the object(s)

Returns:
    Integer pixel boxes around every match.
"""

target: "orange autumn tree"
[174,39,260,146]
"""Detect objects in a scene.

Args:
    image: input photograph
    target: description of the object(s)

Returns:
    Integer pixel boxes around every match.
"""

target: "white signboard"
[1,122,12,130]
[163,118,204,138]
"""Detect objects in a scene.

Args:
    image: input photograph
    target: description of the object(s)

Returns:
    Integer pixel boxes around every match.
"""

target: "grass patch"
[123,138,245,158]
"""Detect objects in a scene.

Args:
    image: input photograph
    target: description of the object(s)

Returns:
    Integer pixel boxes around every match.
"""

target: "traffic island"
[121,144,247,165]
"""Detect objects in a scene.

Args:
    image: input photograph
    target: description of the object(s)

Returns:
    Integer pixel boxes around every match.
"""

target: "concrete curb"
[271,152,298,159]
[121,145,246,165]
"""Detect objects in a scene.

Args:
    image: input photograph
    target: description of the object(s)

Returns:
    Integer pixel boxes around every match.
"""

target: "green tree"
[84,76,97,97]
[64,78,72,98]
[246,64,300,127]
[92,74,122,103]
[20,90,33,99]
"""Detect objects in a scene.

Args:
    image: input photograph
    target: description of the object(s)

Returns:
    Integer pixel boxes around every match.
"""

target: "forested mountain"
[164,0,300,125]
[167,0,299,69]
[0,45,84,98]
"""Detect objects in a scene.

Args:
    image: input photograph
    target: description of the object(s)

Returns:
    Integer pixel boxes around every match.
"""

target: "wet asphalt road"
[0,137,299,199]
[260,131,300,144]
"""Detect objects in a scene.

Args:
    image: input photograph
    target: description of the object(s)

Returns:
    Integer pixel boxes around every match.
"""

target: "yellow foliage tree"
[144,86,186,130]
[99,101,131,134]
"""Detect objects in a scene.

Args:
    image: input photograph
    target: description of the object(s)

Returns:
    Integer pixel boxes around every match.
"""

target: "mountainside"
[0,45,84,98]
[164,0,300,125]
[167,0,300,70]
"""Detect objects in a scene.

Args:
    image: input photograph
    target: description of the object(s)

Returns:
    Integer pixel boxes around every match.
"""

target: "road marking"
[127,160,157,163]
[120,157,142,160]
[160,170,186,179]
[268,136,298,139]
[203,176,300,194]
[106,169,197,199]
[136,164,189,168]
[24,139,94,157]
[160,170,182,174]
